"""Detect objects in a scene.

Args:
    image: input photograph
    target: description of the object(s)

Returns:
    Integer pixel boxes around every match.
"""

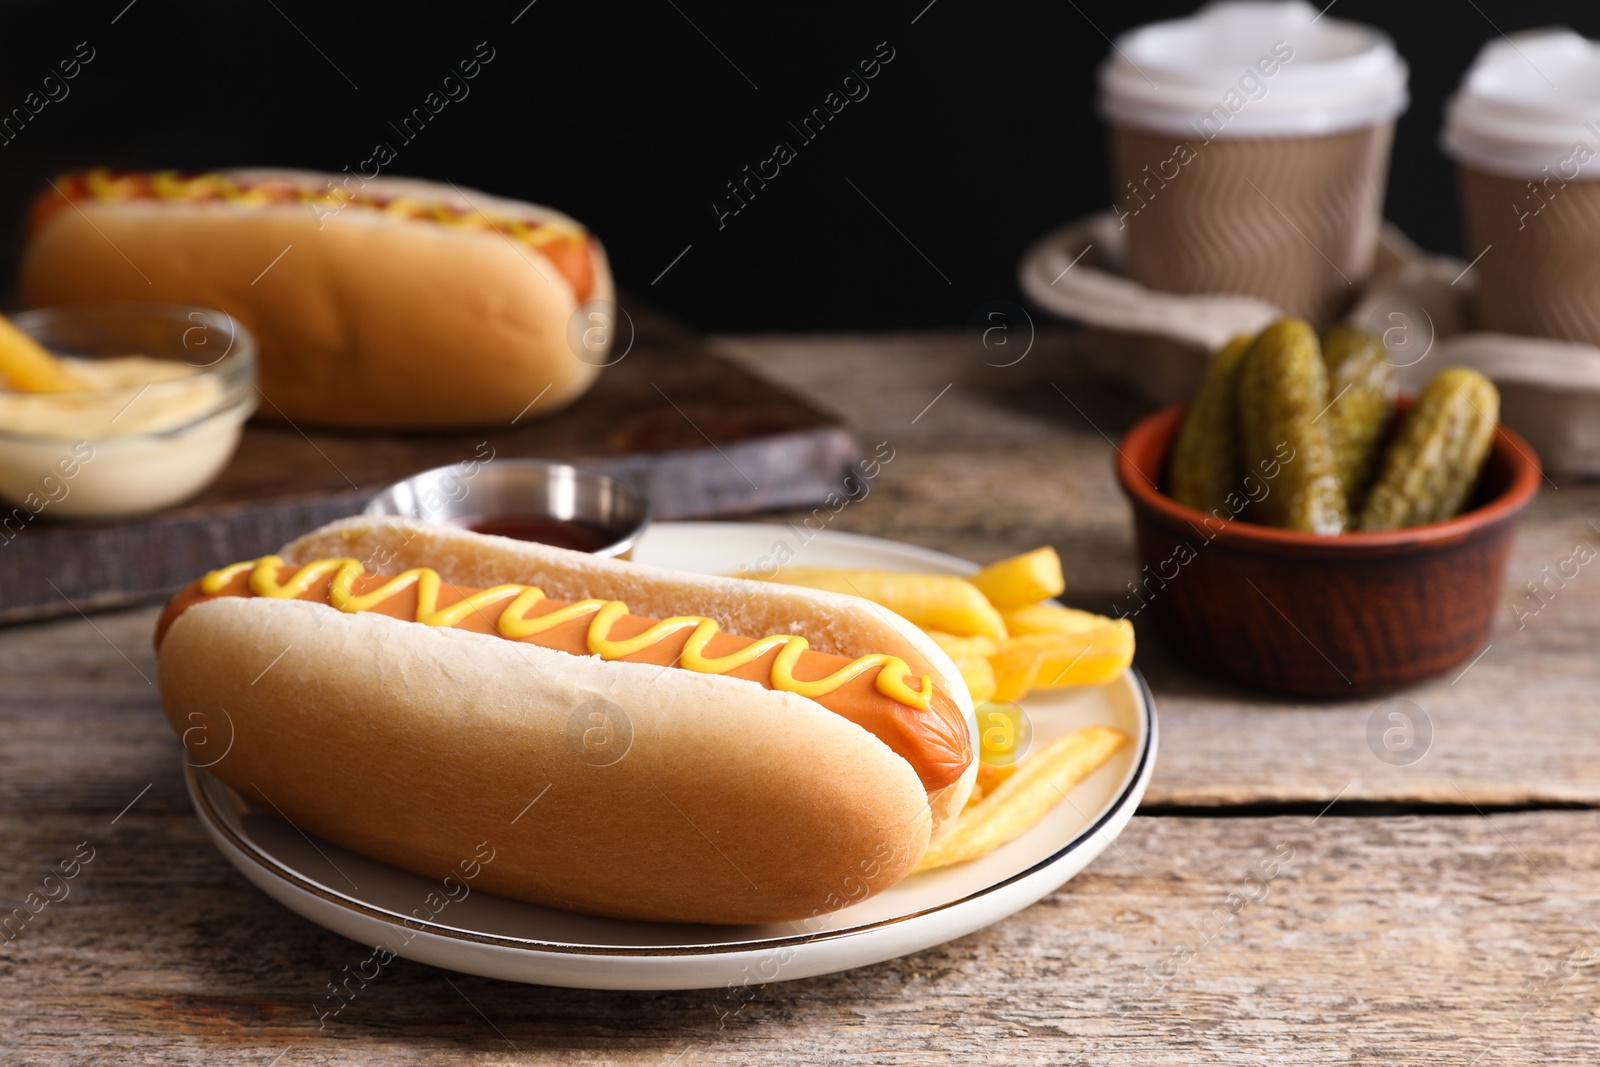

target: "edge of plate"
[184,667,1157,958]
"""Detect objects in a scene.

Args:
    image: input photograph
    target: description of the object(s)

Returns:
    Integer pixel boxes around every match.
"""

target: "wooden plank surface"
[4,329,1598,1063]
[3,807,1597,1064]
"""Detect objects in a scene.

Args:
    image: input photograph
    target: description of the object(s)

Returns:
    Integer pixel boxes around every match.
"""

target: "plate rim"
[183,521,1158,958]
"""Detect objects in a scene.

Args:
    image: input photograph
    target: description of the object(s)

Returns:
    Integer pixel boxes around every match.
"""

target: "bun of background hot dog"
[157,518,978,925]
[21,169,611,429]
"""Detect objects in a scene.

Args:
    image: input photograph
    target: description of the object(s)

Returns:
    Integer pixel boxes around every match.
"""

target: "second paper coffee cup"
[1444,29,1600,346]
[1098,1,1409,325]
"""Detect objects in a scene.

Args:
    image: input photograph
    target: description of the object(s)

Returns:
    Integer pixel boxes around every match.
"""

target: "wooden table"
[5,331,1597,1064]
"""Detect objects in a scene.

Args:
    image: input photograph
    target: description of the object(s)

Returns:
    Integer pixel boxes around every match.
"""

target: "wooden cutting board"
[1,308,860,624]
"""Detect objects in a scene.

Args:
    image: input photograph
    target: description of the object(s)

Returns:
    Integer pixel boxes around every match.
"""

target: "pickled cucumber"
[1359,368,1500,531]
[1237,319,1348,535]
[1169,333,1253,513]
[1321,326,1395,512]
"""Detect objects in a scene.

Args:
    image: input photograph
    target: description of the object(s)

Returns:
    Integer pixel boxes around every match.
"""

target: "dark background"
[1,0,1595,332]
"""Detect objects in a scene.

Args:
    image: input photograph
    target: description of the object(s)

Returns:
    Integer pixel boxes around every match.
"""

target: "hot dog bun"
[157,518,977,925]
[21,169,611,429]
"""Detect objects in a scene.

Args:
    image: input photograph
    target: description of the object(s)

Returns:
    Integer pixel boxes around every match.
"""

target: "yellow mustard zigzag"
[80,168,583,248]
[201,556,933,711]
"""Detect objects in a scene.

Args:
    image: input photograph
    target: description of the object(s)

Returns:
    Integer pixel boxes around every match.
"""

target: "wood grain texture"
[5,330,1599,1063]
[3,810,1598,1064]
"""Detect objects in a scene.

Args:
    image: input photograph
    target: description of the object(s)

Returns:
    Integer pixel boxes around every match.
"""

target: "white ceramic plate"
[184,522,1158,990]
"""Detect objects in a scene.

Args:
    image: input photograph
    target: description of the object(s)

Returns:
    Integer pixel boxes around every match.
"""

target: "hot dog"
[156,517,978,925]
[21,168,611,429]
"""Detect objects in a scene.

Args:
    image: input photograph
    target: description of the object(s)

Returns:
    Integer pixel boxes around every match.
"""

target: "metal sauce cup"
[364,460,651,559]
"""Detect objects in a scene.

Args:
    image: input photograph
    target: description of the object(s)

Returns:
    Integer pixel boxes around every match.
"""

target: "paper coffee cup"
[1098,2,1408,325]
[1443,30,1600,345]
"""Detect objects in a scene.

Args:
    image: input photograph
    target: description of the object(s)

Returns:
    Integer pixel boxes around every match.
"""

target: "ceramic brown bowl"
[1113,403,1542,698]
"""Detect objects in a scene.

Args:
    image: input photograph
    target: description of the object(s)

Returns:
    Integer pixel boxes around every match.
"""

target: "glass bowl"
[0,304,256,520]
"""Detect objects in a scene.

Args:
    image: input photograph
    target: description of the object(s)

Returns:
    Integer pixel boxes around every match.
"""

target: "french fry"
[969,547,1065,610]
[952,654,997,705]
[924,628,999,703]
[975,762,1017,795]
[923,630,1001,661]
[760,567,1007,640]
[987,643,1044,702]
[0,313,84,393]
[917,726,1128,871]
[751,551,1133,704]
[1001,602,1112,636]
[1008,622,1135,688]
[976,700,1028,766]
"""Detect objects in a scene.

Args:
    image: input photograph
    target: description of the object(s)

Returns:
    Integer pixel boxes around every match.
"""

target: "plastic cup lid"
[1098,1,1409,139]
[1442,29,1600,179]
